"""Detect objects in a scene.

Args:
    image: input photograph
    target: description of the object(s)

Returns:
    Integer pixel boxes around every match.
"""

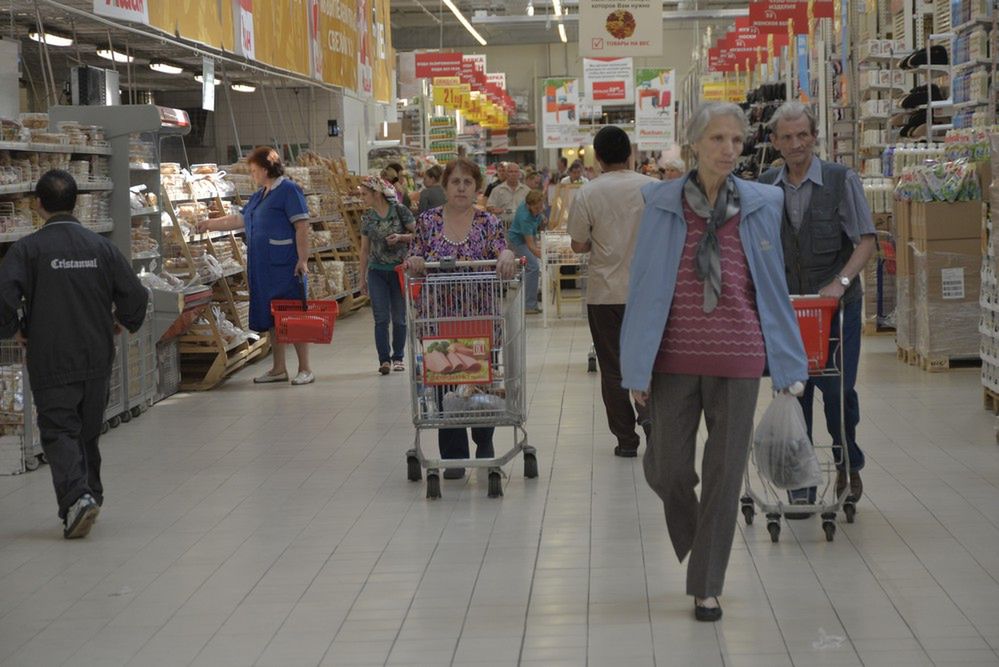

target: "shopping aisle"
[0,313,998,667]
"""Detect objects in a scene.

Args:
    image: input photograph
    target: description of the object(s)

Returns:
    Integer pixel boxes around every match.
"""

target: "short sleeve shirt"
[362,203,415,268]
[773,158,876,243]
[410,207,507,262]
[508,202,542,246]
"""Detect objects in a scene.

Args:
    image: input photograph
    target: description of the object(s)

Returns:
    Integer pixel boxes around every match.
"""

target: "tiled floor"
[1,311,999,666]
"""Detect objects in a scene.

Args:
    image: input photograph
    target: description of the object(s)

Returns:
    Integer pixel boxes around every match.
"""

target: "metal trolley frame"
[740,296,857,543]
[404,259,537,499]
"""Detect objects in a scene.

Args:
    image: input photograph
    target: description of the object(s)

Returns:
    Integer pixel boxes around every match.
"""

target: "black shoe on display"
[901,44,949,70]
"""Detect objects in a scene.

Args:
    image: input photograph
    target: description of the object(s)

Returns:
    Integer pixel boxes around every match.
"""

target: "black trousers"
[588,304,650,450]
[33,376,110,520]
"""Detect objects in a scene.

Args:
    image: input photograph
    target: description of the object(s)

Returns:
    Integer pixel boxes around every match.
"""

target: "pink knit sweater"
[653,201,766,378]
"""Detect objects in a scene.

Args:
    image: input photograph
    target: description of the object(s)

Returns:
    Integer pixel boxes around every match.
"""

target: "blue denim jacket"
[620,175,808,392]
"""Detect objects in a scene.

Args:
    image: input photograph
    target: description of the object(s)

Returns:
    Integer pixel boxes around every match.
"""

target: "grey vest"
[759,161,862,303]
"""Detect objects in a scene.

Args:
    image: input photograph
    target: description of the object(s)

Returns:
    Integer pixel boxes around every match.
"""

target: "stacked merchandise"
[895,157,984,369]
[429,116,457,164]
[981,133,999,404]
[950,0,996,130]
[857,39,906,177]
[737,83,786,180]
[0,345,41,475]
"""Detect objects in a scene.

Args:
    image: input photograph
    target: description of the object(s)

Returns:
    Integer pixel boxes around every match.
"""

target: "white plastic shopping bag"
[753,393,823,489]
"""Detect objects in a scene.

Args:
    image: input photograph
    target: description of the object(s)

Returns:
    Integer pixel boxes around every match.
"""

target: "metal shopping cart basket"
[740,295,856,543]
[404,259,536,499]
[539,232,597,372]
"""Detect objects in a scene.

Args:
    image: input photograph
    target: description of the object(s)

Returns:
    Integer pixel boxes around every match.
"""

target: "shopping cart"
[539,232,596,372]
[740,295,856,542]
[404,258,536,499]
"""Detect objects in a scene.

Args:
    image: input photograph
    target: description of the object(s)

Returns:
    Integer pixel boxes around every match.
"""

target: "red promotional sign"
[748,0,834,30]
[415,52,462,78]
[592,80,627,101]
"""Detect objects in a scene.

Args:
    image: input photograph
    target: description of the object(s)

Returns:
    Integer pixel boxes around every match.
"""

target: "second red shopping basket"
[790,296,840,372]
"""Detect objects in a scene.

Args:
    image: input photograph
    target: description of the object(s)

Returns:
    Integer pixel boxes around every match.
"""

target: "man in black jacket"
[0,170,148,539]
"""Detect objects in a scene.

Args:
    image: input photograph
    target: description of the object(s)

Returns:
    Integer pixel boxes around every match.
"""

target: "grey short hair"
[686,102,749,145]
[769,101,818,135]
[661,156,686,171]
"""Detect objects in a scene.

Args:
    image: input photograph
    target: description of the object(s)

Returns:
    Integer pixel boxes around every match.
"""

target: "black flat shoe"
[614,445,638,458]
[694,599,723,622]
[443,468,465,479]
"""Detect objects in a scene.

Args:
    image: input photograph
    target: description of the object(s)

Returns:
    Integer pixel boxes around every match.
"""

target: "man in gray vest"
[759,101,876,516]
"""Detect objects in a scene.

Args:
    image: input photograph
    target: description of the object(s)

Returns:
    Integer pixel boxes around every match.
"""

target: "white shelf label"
[942,267,966,300]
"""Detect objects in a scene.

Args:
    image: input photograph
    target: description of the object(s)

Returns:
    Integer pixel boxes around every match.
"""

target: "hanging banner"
[201,57,215,111]
[148,0,234,50]
[415,52,463,78]
[748,0,834,29]
[797,34,810,100]
[579,0,662,57]
[357,0,373,97]
[255,0,310,76]
[583,57,634,104]
[487,72,506,89]
[94,0,150,24]
[542,78,581,148]
[233,0,255,60]
[310,0,358,89]
[635,68,675,149]
[372,0,394,103]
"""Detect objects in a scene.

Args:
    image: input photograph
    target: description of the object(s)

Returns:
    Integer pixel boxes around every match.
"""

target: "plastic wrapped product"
[752,394,823,490]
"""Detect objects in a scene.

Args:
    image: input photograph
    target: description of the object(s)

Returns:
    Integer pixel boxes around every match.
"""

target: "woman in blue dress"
[196,146,315,385]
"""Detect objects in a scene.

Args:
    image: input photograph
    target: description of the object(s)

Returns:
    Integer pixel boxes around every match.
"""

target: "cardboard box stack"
[911,200,984,368]
[980,134,999,395]
[893,199,914,354]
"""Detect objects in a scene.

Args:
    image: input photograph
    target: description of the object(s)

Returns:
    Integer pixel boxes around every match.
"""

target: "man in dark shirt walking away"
[0,170,148,539]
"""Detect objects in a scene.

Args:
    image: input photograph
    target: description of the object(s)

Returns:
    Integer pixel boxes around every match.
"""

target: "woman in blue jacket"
[620,102,808,622]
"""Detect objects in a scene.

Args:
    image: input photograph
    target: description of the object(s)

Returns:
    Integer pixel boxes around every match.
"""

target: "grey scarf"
[682,172,741,313]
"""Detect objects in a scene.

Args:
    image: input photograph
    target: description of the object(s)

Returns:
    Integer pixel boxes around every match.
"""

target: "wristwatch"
[835,274,851,287]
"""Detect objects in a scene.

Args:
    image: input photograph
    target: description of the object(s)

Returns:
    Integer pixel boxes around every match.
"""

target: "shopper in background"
[662,157,686,180]
[508,190,546,314]
[525,168,543,192]
[418,165,447,214]
[406,157,517,479]
[0,170,148,539]
[760,101,877,512]
[196,146,315,385]
[621,102,808,621]
[560,159,589,185]
[555,156,569,182]
[359,176,416,375]
[386,162,413,211]
[483,162,507,199]
[487,162,530,228]
[567,126,657,457]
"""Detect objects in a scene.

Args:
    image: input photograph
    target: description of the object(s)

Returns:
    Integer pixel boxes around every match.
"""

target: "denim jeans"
[511,242,539,309]
[790,298,865,502]
[368,267,406,363]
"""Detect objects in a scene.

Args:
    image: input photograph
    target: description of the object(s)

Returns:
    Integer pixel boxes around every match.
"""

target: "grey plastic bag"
[753,394,823,489]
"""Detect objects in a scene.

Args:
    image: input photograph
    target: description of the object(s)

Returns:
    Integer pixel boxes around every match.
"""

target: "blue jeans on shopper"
[790,298,865,503]
[511,243,539,310]
[368,267,406,363]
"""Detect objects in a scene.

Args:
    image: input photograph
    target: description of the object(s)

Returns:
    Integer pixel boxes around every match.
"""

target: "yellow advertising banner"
[372,0,394,102]
[314,0,358,90]
[147,0,234,50]
[255,0,310,76]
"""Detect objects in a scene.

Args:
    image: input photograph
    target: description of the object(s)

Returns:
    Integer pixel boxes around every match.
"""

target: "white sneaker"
[64,494,100,539]
[291,371,315,386]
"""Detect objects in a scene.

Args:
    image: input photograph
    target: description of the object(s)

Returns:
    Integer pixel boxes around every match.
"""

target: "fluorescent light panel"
[231,82,256,93]
[558,22,567,42]
[194,74,222,85]
[97,48,133,63]
[441,0,488,45]
[28,30,73,47]
[150,61,184,75]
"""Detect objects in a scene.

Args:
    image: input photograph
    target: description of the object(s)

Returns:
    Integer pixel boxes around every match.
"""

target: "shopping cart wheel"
[587,356,597,373]
[843,502,856,524]
[100,421,109,435]
[130,406,141,419]
[426,471,441,499]
[523,448,538,479]
[741,503,755,526]
[120,410,131,424]
[109,415,121,429]
[823,521,836,542]
[407,451,422,482]
[487,470,503,498]
[766,514,781,542]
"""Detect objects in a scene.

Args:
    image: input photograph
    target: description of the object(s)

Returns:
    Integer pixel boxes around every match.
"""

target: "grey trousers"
[643,373,760,598]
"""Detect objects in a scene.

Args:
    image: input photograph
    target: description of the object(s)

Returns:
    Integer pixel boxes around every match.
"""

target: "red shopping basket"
[271,298,339,344]
[395,264,423,300]
[790,296,840,372]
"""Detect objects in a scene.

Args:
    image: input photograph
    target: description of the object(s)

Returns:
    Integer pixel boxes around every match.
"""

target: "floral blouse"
[410,206,507,262]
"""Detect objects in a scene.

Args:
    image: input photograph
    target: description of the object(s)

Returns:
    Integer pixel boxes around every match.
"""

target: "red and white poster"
[583,57,634,105]
[748,0,834,33]
[93,0,149,25]
[357,0,373,96]
[579,0,661,57]
[415,52,463,79]
[234,0,255,60]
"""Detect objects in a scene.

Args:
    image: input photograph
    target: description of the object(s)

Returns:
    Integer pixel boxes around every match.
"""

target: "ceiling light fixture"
[231,82,256,93]
[150,61,184,75]
[558,22,567,42]
[28,30,73,47]
[97,48,133,63]
[527,1,534,16]
[441,0,488,46]
[551,0,563,17]
[194,74,222,85]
